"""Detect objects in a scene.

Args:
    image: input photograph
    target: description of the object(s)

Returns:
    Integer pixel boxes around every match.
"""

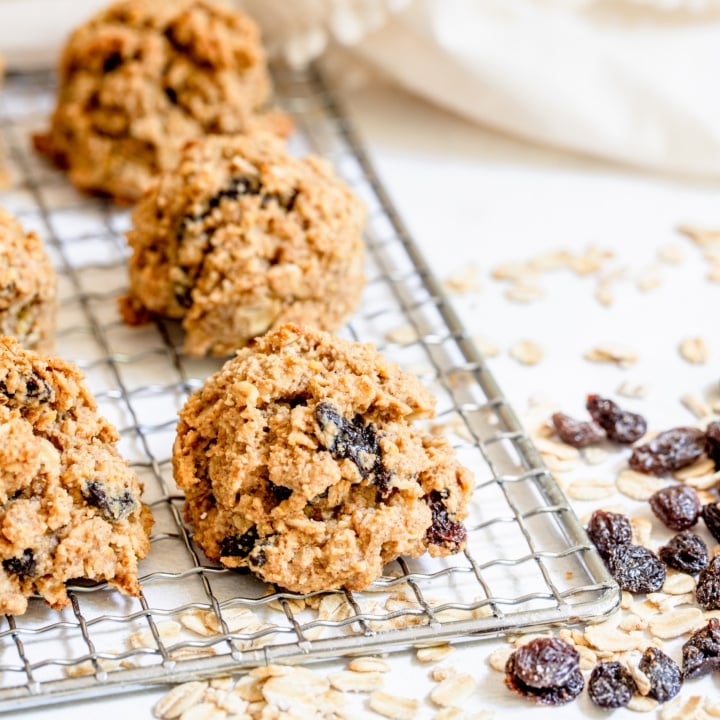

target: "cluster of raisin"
[505,638,683,708]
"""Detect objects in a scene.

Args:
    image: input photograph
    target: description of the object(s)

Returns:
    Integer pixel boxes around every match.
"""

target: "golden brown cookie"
[173,324,473,593]
[0,338,153,614]
[34,0,290,202]
[0,205,57,353]
[123,133,366,356]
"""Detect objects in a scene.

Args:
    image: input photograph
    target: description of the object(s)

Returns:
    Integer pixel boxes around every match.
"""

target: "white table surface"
[16,76,720,719]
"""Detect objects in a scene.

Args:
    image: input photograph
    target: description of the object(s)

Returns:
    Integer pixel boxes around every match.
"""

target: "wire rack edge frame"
[0,62,619,712]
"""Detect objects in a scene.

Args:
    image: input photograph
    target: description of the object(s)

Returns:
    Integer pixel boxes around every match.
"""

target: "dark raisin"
[551,412,605,448]
[586,509,632,559]
[22,373,52,403]
[701,502,720,543]
[649,485,700,531]
[705,420,720,470]
[513,637,580,688]
[638,646,682,702]
[2,549,36,579]
[102,52,123,73]
[658,531,709,575]
[164,85,178,104]
[505,640,584,705]
[586,394,647,444]
[629,427,705,476]
[696,555,720,610]
[248,546,267,568]
[219,527,259,558]
[268,482,292,503]
[607,544,666,593]
[83,481,136,521]
[426,490,466,552]
[682,617,720,679]
[587,661,636,709]
[314,402,391,493]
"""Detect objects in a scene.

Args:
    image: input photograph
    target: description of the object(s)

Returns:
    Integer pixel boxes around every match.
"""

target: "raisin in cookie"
[0,205,57,353]
[0,338,153,614]
[33,0,290,203]
[123,133,366,356]
[173,324,473,593]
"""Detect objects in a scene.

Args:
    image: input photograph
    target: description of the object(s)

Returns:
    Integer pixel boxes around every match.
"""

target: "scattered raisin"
[682,617,720,679]
[705,420,720,469]
[629,427,705,476]
[426,490,466,552]
[83,481,136,522]
[513,637,580,689]
[2,549,36,579]
[658,531,709,575]
[607,544,666,593]
[220,527,259,558]
[505,639,584,705]
[638,646,682,703]
[649,485,700,531]
[586,509,632,559]
[701,502,720,543]
[102,52,123,73]
[587,661,636,709]
[696,555,720,610]
[314,402,391,493]
[586,394,647,444]
[551,412,604,448]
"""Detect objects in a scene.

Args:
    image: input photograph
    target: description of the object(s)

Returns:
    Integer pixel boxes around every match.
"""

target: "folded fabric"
[239,0,720,178]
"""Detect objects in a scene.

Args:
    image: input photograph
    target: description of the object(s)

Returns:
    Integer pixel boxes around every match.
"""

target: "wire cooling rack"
[0,66,618,712]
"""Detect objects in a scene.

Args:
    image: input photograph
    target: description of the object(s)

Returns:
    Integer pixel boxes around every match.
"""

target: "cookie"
[0,338,153,615]
[0,205,57,353]
[33,0,291,203]
[173,324,473,593]
[122,133,366,356]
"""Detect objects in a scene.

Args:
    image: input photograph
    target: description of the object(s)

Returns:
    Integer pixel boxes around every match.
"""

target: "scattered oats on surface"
[663,572,696,595]
[618,614,648,633]
[168,647,217,661]
[584,623,645,652]
[679,337,709,365]
[677,225,720,247]
[627,694,658,712]
[491,261,533,281]
[674,456,716,481]
[577,644,598,670]
[658,244,685,264]
[329,670,383,693]
[509,340,543,366]
[434,708,464,720]
[630,516,652,547]
[620,591,634,610]
[487,647,513,673]
[616,470,665,501]
[659,694,706,720]
[566,478,615,501]
[347,657,390,674]
[385,325,419,346]
[584,344,638,368]
[369,690,419,719]
[595,282,615,307]
[680,393,712,419]
[129,621,181,650]
[178,702,224,720]
[429,673,476,708]
[431,666,457,682]
[472,335,500,358]
[648,607,704,639]
[505,281,545,303]
[527,250,573,273]
[635,268,662,293]
[534,438,580,461]
[416,645,454,664]
[583,447,609,465]
[617,381,649,399]
[180,611,214,637]
[444,264,482,294]
[153,681,208,720]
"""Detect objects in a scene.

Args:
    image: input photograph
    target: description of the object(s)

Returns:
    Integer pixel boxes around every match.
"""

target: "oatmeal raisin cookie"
[123,133,366,356]
[173,324,473,593]
[0,205,57,353]
[34,0,290,202]
[0,338,153,614]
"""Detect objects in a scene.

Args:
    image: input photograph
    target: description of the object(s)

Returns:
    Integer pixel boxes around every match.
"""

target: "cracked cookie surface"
[34,0,289,202]
[0,205,57,353]
[123,133,366,356]
[0,338,153,614]
[173,324,473,593]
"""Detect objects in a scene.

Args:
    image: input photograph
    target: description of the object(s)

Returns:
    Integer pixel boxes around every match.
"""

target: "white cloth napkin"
[239,0,720,179]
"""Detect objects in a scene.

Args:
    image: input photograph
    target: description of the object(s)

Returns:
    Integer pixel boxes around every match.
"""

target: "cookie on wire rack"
[0,205,57,353]
[0,338,153,615]
[173,323,473,594]
[33,0,291,203]
[121,132,366,356]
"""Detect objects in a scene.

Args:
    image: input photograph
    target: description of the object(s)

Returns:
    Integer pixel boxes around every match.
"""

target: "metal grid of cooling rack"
[0,66,618,712]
